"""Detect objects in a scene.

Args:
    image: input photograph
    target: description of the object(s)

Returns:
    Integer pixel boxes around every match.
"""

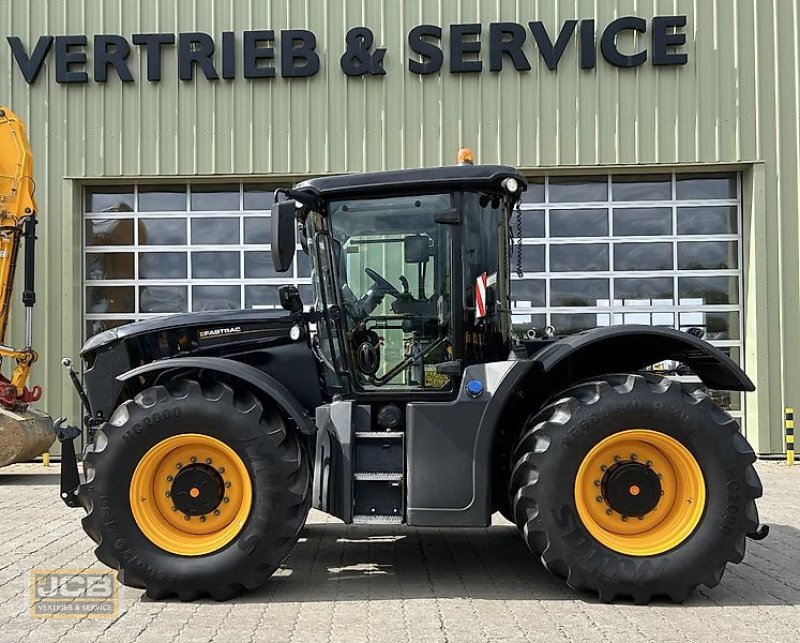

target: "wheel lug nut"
[190,456,197,463]
[184,515,191,521]
[600,465,607,472]
[594,480,601,486]
[613,455,621,463]
[200,516,206,522]
[657,473,663,479]
[205,458,213,465]
[638,515,645,521]
[595,496,603,503]
[646,460,653,467]
[621,516,628,522]
[176,462,183,469]
[164,491,170,497]
[171,506,177,512]
[224,481,231,488]
[606,508,613,515]
[223,497,230,503]
[630,454,637,461]
[660,490,665,496]
[218,467,225,474]
[167,475,174,482]
[214,510,220,516]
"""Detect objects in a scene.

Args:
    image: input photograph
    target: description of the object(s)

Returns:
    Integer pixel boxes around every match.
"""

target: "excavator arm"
[0,107,41,406]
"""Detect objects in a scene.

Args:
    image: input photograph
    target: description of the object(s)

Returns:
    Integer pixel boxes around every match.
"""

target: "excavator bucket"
[0,407,53,467]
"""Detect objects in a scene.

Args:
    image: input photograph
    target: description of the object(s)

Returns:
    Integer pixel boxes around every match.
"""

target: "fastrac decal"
[198,327,243,339]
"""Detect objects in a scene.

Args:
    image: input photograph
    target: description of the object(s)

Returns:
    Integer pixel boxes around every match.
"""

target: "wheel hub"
[171,463,225,516]
[602,461,662,517]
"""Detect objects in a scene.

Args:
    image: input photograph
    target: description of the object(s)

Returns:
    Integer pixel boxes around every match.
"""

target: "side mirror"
[404,234,431,264]
[271,200,297,273]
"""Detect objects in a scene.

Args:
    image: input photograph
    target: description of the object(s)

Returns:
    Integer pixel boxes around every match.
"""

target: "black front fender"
[529,325,753,392]
[118,356,318,435]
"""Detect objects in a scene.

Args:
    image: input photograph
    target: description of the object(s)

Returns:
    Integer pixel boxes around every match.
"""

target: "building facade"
[1,0,798,454]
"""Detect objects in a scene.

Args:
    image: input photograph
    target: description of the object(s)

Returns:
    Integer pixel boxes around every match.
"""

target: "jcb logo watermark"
[29,570,118,618]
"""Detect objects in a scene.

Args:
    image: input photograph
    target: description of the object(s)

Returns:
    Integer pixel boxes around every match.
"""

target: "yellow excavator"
[0,106,53,467]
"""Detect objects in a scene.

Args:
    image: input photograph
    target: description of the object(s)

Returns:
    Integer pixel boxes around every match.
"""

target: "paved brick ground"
[0,461,797,642]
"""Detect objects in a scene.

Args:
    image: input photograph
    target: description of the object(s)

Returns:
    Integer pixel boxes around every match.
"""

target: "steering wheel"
[364,267,400,297]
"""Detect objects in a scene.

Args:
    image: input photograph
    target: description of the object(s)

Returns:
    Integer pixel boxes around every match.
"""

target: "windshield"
[328,193,454,390]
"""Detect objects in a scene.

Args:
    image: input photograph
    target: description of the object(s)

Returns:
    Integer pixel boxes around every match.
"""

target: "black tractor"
[58,162,766,603]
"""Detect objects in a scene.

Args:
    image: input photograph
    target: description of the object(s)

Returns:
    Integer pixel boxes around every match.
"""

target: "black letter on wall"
[55,36,89,83]
[529,20,577,71]
[489,23,530,72]
[652,16,688,66]
[579,20,596,69]
[601,17,647,68]
[178,32,219,81]
[221,32,236,79]
[408,25,443,74]
[282,30,319,77]
[94,35,133,82]
[243,30,275,78]
[132,33,175,82]
[7,36,53,84]
[450,23,482,73]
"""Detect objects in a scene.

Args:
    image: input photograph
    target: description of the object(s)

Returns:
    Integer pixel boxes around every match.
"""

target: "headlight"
[502,177,520,194]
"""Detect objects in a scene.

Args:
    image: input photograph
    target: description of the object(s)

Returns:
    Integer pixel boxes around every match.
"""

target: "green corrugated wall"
[0,0,797,453]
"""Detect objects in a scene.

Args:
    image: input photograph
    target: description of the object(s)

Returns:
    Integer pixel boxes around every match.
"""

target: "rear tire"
[77,378,311,601]
[510,373,762,603]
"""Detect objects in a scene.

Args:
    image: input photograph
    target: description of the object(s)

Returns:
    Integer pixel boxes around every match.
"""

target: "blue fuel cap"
[466,379,484,398]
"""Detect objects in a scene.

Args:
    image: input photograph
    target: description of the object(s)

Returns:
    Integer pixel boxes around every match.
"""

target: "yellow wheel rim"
[574,430,706,557]
[129,434,252,556]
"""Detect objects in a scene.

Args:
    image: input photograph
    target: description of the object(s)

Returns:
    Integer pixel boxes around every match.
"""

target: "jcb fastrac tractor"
[59,158,768,604]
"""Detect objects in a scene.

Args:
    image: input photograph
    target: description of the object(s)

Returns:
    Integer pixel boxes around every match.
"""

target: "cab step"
[352,514,403,524]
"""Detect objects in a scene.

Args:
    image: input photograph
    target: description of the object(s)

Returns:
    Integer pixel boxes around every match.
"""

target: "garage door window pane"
[86,188,134,213]
[192,285,240,311]
[85,219,134,246]
[676,174,737,200]
[678,241,738,270]
[614,243,673,271]
[612,175,671,201]
[139,252,187,280]
[615,278,674,304]
[192,252,240,279]
[138,218,187,245]
[521,179,545,203]
[140,286,187,313]
[551,279,609,307]
[86,253,134,280]
[190,185,240,211]
[244,217,270,244]
[192,218,239,244]
[86,319,134,337]
[243,185,275,211]
[297,252,311,277]
[549,177,607,203]
[679,312,740,340]
[520,210,545,238]
[550,244,609,272]
[552,313,610,335]
[244,252,282,279]
[86,286,135,313]
[511,280,546,307]
[245,285,281,309]
[550,209,608,237]
[521,245,545,273]
[677,207,738,235]
[139,185,186,212]
[679,277,739,305]
[613,208,672,236]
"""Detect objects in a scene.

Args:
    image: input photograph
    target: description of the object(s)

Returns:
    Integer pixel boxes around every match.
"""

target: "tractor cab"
[272,164,527,397]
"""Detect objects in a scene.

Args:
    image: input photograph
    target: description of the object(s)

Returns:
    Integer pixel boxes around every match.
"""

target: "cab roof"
[294,164,527,199]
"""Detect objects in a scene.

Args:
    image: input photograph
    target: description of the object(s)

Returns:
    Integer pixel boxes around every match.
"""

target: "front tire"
[77,378,311,601]
[510,373,762,603]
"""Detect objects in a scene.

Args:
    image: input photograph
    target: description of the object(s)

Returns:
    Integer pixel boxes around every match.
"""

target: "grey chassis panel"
[118,356,317,435]
[406,362,518,527]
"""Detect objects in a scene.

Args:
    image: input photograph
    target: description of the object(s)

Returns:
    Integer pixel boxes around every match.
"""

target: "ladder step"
[353,472,403,481]
[354,432,404,438]
[353,514,403,524]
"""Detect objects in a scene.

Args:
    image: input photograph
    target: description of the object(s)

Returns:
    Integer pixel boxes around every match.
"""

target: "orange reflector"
[629,485,641,496]
[456,148,475,165]
[190,488,200,498]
